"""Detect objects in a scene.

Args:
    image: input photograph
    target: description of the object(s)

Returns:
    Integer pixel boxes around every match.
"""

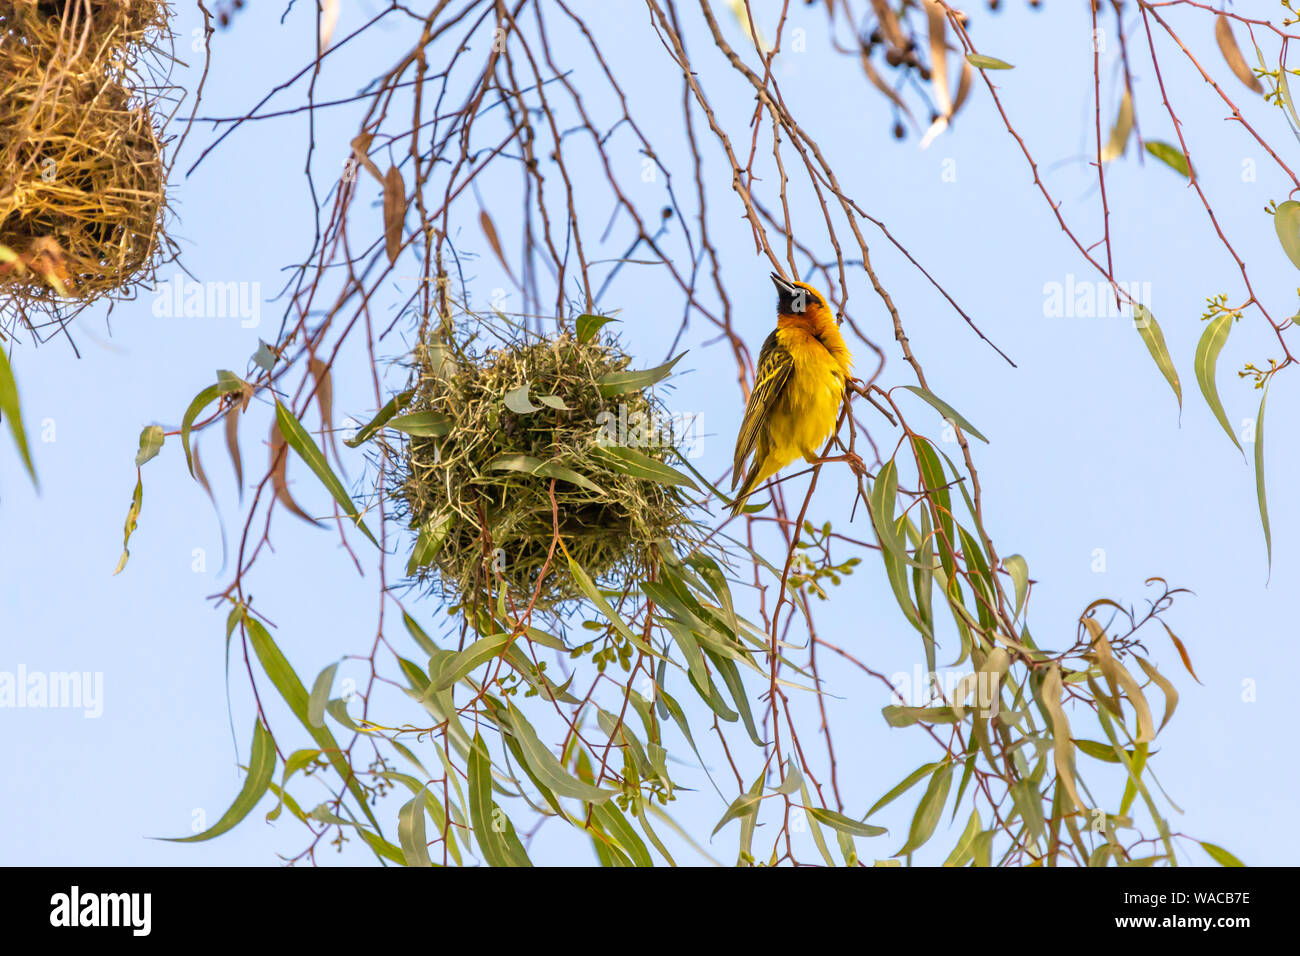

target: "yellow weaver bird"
[729,273,855,517]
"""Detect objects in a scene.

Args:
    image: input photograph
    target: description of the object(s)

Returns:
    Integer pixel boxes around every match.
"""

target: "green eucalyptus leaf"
[597,352,685,397]
[388,410,452,437]
[1133,305,1182,410]
[468,732,532,867]
[307,661,337,729]
[1254,382,1272,568]
[252,340,278,371]
[867,761,943,818]
[502,704,615,803]
[1003,553,1029,620]
[244,615,383,834]
[577,313,618,343]
[1273,200,1300,270]
[398,793,433,867]
[966,53,1013,70]
[594,444,699,490]
[135,425,165,467]
[808,808,887,838]
[1200,841,1245,867]
[162,720,275,842]
[274,400,378,544]
[487,454,604,494]
[430,632,513,693]
[503,383,541,414]
[1146,140,1192,178]
[898,385,989,443]
[0,346,36,486]
[897,763,954,856]
[345,389,415,447]
[1193,312,1242,453]
[712,775,763,837]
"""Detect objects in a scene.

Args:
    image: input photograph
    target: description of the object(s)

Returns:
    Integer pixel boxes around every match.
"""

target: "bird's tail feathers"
[727,458,770,517]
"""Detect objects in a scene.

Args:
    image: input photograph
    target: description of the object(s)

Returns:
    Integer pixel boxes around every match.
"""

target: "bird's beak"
[771,272,807,316]
[770,272,798,296]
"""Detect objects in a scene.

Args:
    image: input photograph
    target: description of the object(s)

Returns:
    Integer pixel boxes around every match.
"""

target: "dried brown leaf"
[925,1,952,118]
[308,357,334,430]
[1215,15,1263,94]
[1159,620,1201,684]
[951,57,974,117]
[350,133,384,184]
[270,420,319,526]
[194,440,215,504]
[309,356,343,470]
[225,406,244,499]
[868,0,906,51]
[383,165,406,265]
[479,210,517,285]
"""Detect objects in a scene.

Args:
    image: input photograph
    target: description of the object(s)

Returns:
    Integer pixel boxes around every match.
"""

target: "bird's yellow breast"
[766,326,847,466]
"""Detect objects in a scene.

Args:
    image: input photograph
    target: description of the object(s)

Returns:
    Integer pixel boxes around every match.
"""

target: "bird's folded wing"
[732,330,793,485]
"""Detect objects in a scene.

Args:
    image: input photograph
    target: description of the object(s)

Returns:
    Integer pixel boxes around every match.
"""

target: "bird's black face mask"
[771,272,812,315]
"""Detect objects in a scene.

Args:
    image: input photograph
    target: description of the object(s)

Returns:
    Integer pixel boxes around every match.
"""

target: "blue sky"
[1,1,1295,866]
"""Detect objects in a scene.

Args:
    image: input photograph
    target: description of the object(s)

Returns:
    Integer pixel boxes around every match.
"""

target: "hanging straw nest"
[1,1,168,40]
[394,320,701,612]
[0,0,173,328]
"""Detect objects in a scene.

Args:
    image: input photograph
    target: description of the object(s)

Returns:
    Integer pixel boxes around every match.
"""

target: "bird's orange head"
[771,272,839,339]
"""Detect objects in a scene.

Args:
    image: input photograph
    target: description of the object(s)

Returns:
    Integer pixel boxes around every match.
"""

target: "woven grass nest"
[394,322,701,612]
[0,0,172,324]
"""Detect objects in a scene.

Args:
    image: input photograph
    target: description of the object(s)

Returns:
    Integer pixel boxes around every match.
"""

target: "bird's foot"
[815,452,868,477]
